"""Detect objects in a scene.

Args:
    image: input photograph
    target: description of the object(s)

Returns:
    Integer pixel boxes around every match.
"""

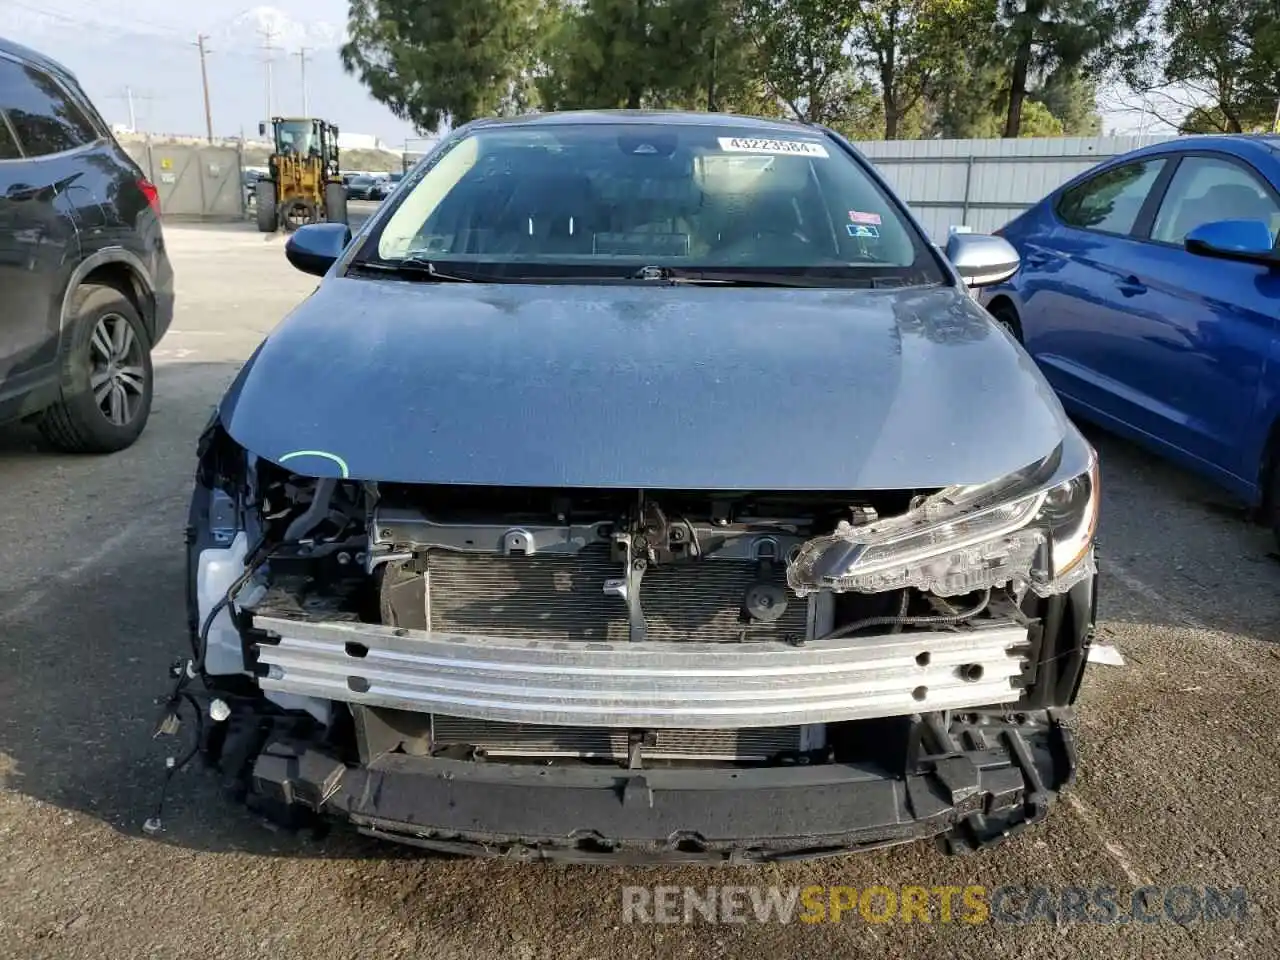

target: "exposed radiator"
[426,546,809,644]
[431,716,810,761]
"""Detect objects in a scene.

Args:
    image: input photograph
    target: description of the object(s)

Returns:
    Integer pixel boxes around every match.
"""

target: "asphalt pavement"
[2,210,1279,959]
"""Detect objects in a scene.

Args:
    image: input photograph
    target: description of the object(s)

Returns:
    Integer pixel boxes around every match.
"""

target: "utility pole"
[107,87,137,132]
[194,34,213,143]
[295,47,310,115]
[1273,95,1280,134]
[107,88,161,133]
[259,27,278,122]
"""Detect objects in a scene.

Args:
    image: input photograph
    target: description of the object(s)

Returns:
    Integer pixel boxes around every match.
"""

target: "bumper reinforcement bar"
[252,614,1031,728]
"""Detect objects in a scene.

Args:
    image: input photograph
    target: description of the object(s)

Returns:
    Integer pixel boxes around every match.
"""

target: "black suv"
[0,37,173,452]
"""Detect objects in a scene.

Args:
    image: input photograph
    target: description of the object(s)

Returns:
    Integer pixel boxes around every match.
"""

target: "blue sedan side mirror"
[1185,219,1277,267]
[285,222,353,276]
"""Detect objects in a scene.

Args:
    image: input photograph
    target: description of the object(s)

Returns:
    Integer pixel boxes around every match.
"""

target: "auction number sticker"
[717,137,829,158]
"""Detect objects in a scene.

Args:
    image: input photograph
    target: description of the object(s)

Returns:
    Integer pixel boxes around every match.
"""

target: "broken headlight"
[788,448,1098,598]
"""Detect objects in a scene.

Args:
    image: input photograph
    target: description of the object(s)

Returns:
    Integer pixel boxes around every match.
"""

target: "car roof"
[1049,134,1280,198]
[1125,133,1280,162]
[0,35,77,83]
[466,109,816,136]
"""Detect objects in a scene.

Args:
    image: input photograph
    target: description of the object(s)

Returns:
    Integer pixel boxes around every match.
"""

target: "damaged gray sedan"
[179,111,1099,860]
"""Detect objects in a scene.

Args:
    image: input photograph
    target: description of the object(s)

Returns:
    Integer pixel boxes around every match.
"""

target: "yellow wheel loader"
[255,117,348,233]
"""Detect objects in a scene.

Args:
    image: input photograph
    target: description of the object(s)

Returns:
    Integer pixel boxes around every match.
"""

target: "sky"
[2,0,424,145]
[1,0,1167,143]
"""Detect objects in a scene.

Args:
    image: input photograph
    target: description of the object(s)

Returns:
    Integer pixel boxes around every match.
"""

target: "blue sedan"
[984,136,1280,540]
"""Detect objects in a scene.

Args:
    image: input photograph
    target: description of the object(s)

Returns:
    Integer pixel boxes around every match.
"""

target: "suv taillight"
[138,178,161,215]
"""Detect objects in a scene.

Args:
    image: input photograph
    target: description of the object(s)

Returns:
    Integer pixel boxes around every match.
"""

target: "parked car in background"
[183,111,1098,860]
[346,174,385,200]
[984,136,1280,540]
[242,169,261,207]
[0,36,173,452]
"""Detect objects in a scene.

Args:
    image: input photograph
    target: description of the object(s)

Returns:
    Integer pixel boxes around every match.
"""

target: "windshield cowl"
[344,256,939,289]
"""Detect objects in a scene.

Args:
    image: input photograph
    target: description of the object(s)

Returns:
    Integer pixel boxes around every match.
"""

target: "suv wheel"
[38,284,153,453]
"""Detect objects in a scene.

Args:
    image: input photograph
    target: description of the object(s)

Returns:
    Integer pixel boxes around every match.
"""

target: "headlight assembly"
[1038,451,1099,583]
[788,447,1099,598]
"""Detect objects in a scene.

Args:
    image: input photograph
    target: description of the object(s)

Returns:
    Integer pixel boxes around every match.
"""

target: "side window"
[1056,159,1166,235]
[1151,155,1280,246]
[0,56,98,157]
[64,78,109,138]
[0,113,19,160]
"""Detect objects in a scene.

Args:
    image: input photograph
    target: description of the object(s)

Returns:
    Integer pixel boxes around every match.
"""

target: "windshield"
[276,120,317,155]
[360,121,942,284]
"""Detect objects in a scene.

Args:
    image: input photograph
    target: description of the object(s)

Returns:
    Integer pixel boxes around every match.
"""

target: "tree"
[1126,0,1280,133]
[538,0,766,112]
[922,5,1004,139]
[1028,68,1102,134]
[998,0,1145,138]
[739,0,857,123]
[850,0,988,139]
[341,0,547,134]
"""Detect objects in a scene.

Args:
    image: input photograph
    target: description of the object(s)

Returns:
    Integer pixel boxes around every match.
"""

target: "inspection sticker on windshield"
[717,137,829,158]
[847,224,880,238]
[849,210,882,225]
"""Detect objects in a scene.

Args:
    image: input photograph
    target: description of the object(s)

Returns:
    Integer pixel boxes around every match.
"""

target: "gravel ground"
[2,212,1278,958]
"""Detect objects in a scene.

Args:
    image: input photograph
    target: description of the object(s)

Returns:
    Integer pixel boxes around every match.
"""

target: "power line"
[3,0,186,36]
[2,1,266,62]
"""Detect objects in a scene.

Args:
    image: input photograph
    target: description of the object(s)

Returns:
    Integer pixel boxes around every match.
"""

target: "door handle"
[1115,274,1146,297]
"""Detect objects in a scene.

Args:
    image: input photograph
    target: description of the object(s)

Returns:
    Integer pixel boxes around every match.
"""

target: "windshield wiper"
[347,256,479,282]
[631,265,880,288]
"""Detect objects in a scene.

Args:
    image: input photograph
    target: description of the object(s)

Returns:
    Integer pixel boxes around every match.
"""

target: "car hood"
[220,277,1071,489]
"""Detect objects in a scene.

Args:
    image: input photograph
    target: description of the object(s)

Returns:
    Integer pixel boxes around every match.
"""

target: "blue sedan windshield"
[366,122,941,282]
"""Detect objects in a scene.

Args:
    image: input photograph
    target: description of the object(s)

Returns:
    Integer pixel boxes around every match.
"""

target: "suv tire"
[38,284,153,453]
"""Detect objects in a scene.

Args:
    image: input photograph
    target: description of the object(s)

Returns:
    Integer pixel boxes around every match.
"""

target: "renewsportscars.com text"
[621,885,1250,925]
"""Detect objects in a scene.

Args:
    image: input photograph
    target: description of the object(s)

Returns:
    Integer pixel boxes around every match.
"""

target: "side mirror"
[285,222,352,277]
[945,232,1021,287]
[1185,219,1277,267]
[258,121,266,137]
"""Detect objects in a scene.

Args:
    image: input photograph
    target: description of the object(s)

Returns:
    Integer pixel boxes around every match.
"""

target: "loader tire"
[281,198,318,233]
[255,180,277,233]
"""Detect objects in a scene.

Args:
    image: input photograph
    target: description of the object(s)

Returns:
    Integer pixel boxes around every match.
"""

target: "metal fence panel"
[196,147,243,219]
[854,135,1176,238]
[148,144,202,216]
[121,140,150,178]
[117,140,244,219]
